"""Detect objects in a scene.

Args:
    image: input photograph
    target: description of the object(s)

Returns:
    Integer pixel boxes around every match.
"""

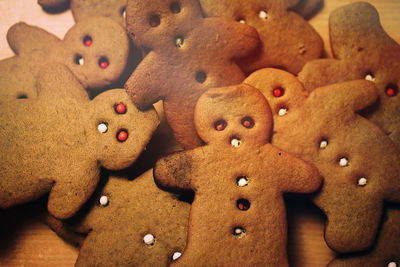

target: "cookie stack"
[0,0,399,266]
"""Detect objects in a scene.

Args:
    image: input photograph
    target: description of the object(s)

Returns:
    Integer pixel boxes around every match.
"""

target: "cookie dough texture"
[245,68,400,253]
[0,63,159,219]
[0,16,129,102]
[199,0,323,74]
[298,2,400,148]
[125,0,260,149]
[155,84,322,266]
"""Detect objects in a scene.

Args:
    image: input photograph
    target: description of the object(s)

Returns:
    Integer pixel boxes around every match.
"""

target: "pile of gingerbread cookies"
[0,0,399,266]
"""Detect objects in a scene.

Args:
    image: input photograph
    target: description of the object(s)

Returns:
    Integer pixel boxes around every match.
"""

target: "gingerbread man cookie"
[199,0,323,75]
[154,84,322,266]
[329,207,400,267]
[48,169,190,267]
[298,2,400,148]
[0,16,129,102]
[245,68,400,253]
[124,0,260,149]
[0,63,159,219]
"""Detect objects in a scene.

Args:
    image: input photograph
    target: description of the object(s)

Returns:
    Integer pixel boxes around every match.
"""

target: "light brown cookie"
[48,169,190,266]
[154,84,322,266]
[298,2,400,148]
[245,68,400,253]
[199,0,323,74]
[124,0,260,149]
[0,63,159,219]
[328,207,400,267]
[0,16,129,102]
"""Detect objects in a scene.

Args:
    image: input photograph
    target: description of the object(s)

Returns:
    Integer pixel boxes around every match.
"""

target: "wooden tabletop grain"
[0,0,399,266]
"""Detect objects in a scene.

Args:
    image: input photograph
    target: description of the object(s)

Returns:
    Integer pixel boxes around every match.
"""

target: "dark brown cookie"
[245,68,400,253]
[154,83,322,266]
[0,16,129,102]
[199,0,323,74]
[124,0,260,149]
[298,2,400,148]
[0,63,159,219]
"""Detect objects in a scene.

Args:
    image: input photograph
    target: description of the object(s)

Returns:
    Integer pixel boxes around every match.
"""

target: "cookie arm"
[154,150,196,192]
[125,52,165,110]
[6,22,61,55]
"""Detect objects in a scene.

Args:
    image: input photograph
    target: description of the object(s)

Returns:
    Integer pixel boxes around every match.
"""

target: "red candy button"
[117,129,128,142]
[149,15,160,27]
[386,88,395,96]
[273,88,284,97]
[99,58,109,69]
[241,117,254,129]
[115,103,127,114]
[84,36,93,47]
[214,120,227,131]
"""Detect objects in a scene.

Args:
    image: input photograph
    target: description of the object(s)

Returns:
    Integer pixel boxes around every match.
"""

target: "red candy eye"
[149,14,160,27]
[214,120,227,131]
[236,199,250,211]
[99,57,109,69]
[83,36,92,46]
[241,117,254,129]
[115,103,127,114]
[117,129,128,142]
[385,84,398,97]
[273,87,284,97]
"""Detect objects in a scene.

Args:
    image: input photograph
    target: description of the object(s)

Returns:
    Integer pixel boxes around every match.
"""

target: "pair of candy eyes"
[237,10,269,24]
[75,36,109,69]
[148,2,181,27]
[365,73,398,97]
[214,117,255,131]
[98,103,128,142]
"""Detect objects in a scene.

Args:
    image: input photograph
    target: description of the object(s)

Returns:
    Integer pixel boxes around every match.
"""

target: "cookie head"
[195,84,272,148]
[89,90,159,170]
[125,0,203,50]
[59,17,129,90]
[71,0,128,27]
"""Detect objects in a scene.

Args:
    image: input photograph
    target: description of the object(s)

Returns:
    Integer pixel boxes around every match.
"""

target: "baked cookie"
[199,0,323,74]
[48,169,190,267]
[37,0,68,10]
[154,84,322,266]
[0,16,129,102]
[245,68,400,253]
[124,0,260,149]
[290,0,324,19]
[298,2,400,148]
[329,207,400,267]
[0,63,159,219]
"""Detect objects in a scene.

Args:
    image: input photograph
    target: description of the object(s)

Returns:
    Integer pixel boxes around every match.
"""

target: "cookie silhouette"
[298,2,400,148]
[199,0,323,74]
[0,63,159,219]
[245,68,400,253]
[154,84,322,266]
[124,0,260,149]
[0,16,129,102]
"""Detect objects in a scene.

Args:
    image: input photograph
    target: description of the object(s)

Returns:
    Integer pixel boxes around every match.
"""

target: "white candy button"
[259,10,268,20]
[278,108,287,116]
[143,234,155,246]
[320,140,328,149]
[339,157,349,167]
[237,176,249,187]
[98,122,108,133]
[172,252,182,261]
[357,177,367,186]
[365,73,375,82]
[99,195,109,207]
[231,138,241,147]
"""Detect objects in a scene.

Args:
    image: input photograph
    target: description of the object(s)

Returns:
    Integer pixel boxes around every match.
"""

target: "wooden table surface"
[0,0,399,266]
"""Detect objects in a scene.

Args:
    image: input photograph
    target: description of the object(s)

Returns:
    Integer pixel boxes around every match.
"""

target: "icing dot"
[364,73,375,82]
[99,195,109,206]
[233,227,246,239]
[236,199,250,211]
[241,117,254,129]
[143,234,156,246]
[172,252,182,261]
[149,14,160,27]
[357,177,367,186]
[195,71,207,83]
[278,108,287,116]
[98,122,108,133]
[117,129,129,142]
[75,55,84,65]
[385,84,398,97]
[387,262,398,267]
[175,36,184,48]
[83,36,93,47]
[99,57,109,69]
[170,2,181,13]
[231,138,241,147]
[273,87,284,97]
[259,10,268,20]
[339,157,349,167]
[237,176,249,187]
[320,140,328,149]
[115,103,127,114]
[214,120,227,131]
